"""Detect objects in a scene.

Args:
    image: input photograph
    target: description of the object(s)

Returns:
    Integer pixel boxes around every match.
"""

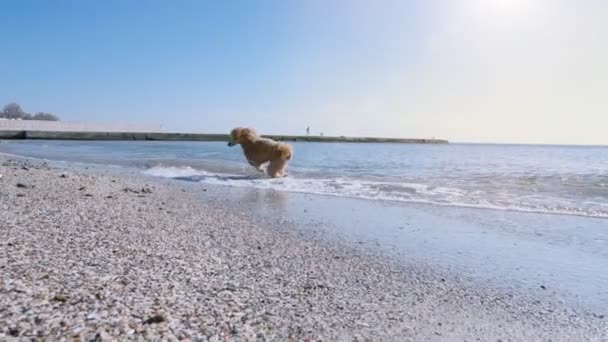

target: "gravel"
[1,157,607,341]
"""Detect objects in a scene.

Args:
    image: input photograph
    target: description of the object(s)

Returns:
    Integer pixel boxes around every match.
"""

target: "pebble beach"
[1,156,607,341]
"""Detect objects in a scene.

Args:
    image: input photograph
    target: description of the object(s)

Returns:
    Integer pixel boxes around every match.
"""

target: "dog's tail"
[274,143,293,160]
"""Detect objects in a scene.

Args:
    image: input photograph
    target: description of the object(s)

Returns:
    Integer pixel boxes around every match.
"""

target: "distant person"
[306,126,310,135]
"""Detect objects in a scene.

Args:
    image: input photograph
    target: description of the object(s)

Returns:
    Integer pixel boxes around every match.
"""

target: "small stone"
[352,334,365,342]
[60,174,67,178]
[143,315,165,324]
[8,327,19,337]
[85,194,93,197]
[78,186,86,191]
[52,294,67,302]
[16,183,29,188]
[540,285,547,290]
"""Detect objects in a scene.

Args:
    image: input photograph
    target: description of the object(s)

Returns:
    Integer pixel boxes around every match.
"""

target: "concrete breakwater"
[0,118,161,133]
[0,130,448,144]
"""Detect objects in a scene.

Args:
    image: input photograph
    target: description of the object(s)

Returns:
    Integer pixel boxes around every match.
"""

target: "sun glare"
[480,0,535,12]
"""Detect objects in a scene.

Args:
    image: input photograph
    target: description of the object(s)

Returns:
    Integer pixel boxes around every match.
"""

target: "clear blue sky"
[2,0,607,144]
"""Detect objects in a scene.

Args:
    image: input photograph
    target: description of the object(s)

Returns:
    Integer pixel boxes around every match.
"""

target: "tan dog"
[228,127,293,178]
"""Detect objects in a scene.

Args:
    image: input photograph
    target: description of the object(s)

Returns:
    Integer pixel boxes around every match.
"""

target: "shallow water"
[1,140,607,217]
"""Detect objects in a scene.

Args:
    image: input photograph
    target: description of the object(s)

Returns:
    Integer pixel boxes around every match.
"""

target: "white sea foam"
[144,165,215,178]
[143,165,608,218]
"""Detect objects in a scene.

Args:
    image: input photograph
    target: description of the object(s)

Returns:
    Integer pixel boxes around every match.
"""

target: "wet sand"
[1,156,606,340]
[226,187,608,313]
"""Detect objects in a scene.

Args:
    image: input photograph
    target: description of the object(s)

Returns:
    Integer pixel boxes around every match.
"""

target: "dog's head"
[228,127,256,146]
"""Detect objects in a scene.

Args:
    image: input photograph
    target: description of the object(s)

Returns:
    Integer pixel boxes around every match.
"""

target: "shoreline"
[1,155,606,340]
[0,130,449,144]
[3,147,603,220]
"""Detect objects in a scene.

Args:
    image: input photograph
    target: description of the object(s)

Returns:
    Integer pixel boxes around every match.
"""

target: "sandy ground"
[1,156,607,341]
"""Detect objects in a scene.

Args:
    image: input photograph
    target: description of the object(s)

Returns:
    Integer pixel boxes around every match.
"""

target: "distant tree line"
[0,102,59,121]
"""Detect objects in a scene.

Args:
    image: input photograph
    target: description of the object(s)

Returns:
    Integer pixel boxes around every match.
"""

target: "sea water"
[1,140,607,218]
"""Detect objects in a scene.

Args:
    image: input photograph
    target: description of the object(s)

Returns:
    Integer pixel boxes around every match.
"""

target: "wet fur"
[229,127,293,178]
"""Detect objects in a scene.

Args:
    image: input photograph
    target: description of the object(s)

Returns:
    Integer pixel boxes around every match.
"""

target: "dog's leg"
[248,160,264,172]
[267,159,288,178]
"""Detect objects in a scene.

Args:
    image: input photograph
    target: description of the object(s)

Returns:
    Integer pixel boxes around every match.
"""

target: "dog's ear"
[242,127,257,137]
[274,143,293,160]
[230,127,245,141]
[230,127,248,143]
[231,127,257,142]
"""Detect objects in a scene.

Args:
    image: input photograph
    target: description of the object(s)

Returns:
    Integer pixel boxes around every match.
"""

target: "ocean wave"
[143,165,608,218]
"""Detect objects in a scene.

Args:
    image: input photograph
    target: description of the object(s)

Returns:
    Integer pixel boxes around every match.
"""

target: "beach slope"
[0,157,605,340]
